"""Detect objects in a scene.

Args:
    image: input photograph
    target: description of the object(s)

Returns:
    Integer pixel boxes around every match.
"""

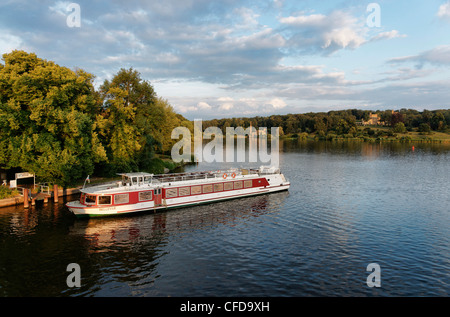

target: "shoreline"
[0,186,81,208]
[281,131,450,143]
[0,158,195,209]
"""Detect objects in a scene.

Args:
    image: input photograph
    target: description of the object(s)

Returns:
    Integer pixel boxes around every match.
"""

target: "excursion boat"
[66,166,290,217]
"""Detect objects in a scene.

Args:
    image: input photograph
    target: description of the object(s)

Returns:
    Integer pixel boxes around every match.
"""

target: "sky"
[1,0,450,120]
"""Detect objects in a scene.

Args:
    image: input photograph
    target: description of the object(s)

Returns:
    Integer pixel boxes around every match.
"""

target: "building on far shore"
[363,113,383,126]
[357,110,395,126]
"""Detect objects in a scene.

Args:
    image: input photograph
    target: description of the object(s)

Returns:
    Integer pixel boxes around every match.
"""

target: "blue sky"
[1,0,450,119]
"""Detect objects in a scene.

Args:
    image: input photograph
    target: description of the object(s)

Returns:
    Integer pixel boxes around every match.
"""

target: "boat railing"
[151,168,262,184]
[82,167,279,190]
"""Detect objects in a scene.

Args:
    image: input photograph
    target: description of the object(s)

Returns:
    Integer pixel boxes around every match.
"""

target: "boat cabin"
[119,172,154,187]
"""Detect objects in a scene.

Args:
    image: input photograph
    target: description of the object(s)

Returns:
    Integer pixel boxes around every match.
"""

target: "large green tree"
[98,68,186,173]
[0,50,106,186]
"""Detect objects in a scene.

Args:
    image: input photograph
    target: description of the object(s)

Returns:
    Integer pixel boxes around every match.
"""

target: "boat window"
[234,181,243,190]
[131,177,137,185]
[139,191,152,201]
[191,185,202,195]
[115,194,129,204]
[224,182,233,191]
[214,183,223,192]
[179,187,190,196]
[203,184,213,193]
[85,195,96,205]
[244,180,252,188]
[98,195,112,205]
[166,188,178,198]
[144,176,152,184]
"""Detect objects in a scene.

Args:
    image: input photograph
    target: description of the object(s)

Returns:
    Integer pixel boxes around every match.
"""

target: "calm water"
[0,140,449,297]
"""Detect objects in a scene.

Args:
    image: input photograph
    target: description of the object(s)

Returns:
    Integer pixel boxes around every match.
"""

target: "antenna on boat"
[83,175,90,189]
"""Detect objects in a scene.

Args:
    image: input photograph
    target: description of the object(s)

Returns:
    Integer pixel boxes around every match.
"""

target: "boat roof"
[117,172,154,177]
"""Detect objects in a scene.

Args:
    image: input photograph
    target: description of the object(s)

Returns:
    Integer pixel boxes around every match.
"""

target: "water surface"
[0,141,448,296]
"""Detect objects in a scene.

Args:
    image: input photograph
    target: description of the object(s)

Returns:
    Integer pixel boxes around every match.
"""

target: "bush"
[0,186,19,199]
[418,123,431,133]
[400,136,412,142]
[393,122,406,133]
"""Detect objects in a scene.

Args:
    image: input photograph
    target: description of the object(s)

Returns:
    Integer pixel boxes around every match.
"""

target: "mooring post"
[53,184,58,203]
[23,188,29,208]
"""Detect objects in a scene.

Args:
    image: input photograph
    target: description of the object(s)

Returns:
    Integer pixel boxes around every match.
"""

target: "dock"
[0,185,81,209]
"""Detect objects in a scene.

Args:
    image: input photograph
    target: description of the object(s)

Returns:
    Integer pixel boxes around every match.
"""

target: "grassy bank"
[282,126,450,143]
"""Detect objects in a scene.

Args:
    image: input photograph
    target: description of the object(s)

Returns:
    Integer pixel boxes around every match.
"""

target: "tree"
[390,112,405,127]
[98,68,156,173]
[418,123,431,133]
[393,122,406,133]
[0,50,106,186]
[98,68,186,173]
[431,112,446,131]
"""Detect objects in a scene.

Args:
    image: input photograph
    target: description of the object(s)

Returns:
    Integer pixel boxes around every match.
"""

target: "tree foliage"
[0,50,106,186]
[97,68,188,174]
[0,51,190,185]
[203,108,450,136]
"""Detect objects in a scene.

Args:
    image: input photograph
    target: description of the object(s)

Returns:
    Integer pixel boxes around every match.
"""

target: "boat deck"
[81,167,280,194]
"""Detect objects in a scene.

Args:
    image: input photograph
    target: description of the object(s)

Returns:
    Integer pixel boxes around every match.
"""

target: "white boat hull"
[67,184,289,217]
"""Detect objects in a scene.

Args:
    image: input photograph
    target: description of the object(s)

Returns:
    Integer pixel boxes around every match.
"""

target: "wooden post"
[31,198,36,206]
[53,184,58,203]
[44,196,48,203]
[23,188,29,208]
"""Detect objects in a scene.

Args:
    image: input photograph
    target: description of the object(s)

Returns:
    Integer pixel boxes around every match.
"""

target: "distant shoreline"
[280,126,450,143]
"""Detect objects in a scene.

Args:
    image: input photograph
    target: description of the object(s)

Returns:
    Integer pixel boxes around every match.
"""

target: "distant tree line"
[202,109,450,137]
[0,50,191,186]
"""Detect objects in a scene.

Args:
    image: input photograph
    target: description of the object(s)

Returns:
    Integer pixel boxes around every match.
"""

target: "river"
[0,140,448,297]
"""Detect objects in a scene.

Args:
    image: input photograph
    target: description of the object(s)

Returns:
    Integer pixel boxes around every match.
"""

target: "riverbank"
[0,156,194,208]
[281,127,450,143]
[0,186,81,208]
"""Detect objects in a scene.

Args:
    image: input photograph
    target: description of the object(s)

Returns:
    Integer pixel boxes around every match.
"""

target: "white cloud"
[219,103,234,111]
[279,10,367,55]
[0,33,22,53]
[279,13,327,26]
[437,1,450,20]
[48,1,71,16]
[217,97,234,111]
[218,97,234,102]
[388,45,450,68]
[269,98,286,109]
[197,101,212,109]
[322,27,365,50]
[370,30,407,41]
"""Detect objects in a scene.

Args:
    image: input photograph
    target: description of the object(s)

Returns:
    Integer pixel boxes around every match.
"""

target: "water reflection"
[281,139,450,157]
[64,192,288,296]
